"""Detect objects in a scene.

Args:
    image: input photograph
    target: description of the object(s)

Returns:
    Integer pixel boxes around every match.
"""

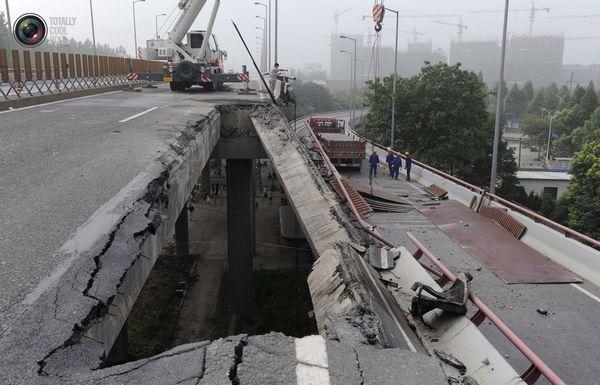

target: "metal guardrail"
[305,119,566,385]
[0,48,164,100]
[345,117,600,248]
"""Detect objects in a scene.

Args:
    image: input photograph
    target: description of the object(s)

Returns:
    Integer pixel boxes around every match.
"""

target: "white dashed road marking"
[295,335,331,385]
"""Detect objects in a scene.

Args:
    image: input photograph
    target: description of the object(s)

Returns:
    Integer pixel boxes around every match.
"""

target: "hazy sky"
[3,0,600,73]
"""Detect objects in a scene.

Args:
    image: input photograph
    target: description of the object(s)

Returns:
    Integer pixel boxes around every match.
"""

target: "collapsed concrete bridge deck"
[0,86,549,384]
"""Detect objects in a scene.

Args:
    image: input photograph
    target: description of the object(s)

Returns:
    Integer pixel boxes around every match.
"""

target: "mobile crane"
[145,0,249,91]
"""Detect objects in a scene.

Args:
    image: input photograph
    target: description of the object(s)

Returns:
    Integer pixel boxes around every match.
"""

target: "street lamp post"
[155,13,166,39]
[256,15,267,73]
[542,108,554,166]
[132,0,146,58]
[340,35,357,119]
[341,50,354,115]
[255,2,268,67]
[490,0,510,194]
[385,7,400,149]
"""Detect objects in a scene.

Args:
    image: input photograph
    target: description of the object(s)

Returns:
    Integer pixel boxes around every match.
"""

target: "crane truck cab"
[144,0,248,92]
[167,30,227,91]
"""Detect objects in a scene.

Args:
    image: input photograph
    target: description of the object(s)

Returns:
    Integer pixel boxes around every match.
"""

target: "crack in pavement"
[353,347,364,385]
[228,338,247,385]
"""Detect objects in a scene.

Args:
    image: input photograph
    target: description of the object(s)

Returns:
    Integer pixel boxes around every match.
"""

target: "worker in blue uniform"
[405,152,413,182]
[391,152,402,180]
[369,149,380,177]
[385,147,394,177]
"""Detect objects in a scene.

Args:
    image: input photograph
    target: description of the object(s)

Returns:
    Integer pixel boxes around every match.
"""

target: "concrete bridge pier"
[175,204,190,259]
[226,159,256,333]
[105,324,128,365]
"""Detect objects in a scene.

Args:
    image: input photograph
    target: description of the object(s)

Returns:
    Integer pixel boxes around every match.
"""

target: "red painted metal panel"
[12,50,21,81]
[418,200,580,284]
[0,49,9,82]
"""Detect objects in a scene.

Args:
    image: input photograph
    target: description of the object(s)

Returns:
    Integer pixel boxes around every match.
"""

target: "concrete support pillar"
[226,159,255,331]
[106,324,128,365]
[201,163,212,198]
[175,204,189,259]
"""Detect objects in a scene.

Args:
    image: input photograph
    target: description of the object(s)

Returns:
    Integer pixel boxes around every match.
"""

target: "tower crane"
[547,14,600,19]
[334,8,352,34]
[433,18,468,42]
[468,1,550,36]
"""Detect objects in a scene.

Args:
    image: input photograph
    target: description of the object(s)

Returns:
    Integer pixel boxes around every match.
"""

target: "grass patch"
[126,246,195,361]
[215,269,318,338]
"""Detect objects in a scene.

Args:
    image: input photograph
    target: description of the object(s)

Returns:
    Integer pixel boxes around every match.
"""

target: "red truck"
[309,117,346,134]
[318,132,365,170]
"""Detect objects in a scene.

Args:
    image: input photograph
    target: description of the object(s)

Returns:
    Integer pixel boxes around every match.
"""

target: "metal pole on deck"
[490,0,510,194]
[386,8,399,149]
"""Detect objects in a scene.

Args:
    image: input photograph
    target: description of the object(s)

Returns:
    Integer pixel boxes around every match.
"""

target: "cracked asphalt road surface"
[0,86,259,332]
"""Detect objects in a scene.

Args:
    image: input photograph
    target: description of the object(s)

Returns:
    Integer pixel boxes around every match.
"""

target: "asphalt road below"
[0,85,261,332]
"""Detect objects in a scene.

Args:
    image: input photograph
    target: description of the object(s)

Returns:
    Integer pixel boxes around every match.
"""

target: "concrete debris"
[434,349,467,373]
[365,245,398,271]
[411,272,473,318]
[461,375,480,385]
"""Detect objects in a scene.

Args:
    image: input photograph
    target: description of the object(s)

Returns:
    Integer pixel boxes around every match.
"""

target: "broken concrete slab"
[355,345,447,385]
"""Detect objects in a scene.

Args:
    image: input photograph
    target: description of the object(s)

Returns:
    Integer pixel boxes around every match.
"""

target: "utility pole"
[274,0,278,63]
[490,0,510,194]
[132,0,146,58]
[4,0,13,54]
[341,50,354,116]
[155,13,166,39]
[268,0,272,66]
[341,36,357,119]
[542,108,554,166]
[89,0,97,57]
[386,7,400,148]
[255,2,269,69]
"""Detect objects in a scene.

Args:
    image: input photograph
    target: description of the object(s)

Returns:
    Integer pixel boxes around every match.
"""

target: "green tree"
[544,83,561,112]
[521,115,550,159]
[523,81,535,102]
[527,87,546,115]
[283,80,340,120]
[506,83,528,117]
[558,85,571,109]
[580,81,599,118]
[559,141,600,240]
[572,84,586,106]
[362,62,517,187]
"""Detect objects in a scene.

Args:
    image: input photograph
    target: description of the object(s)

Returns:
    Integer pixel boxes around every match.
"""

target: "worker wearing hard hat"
[391,152,402,180]
[385,147,394,177]
[405,152,413,182]
[369,149,380,177]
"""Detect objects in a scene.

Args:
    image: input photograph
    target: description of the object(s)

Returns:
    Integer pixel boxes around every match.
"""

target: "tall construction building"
[329,34,447,85]
[450,35,565,87]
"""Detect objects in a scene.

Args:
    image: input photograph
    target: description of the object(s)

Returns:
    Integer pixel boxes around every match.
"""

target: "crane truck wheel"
[177,61,196,82]
[169,81,185,92]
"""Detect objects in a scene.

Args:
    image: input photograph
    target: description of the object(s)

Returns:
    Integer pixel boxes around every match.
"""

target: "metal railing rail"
[306,119,566,385]
[344,120,599,248]
[0,48,164,101]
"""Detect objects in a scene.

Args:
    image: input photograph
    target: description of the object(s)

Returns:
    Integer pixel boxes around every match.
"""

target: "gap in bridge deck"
[123,110,317,363]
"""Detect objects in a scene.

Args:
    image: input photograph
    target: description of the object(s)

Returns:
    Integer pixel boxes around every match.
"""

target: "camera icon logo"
[13,13,48,48]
